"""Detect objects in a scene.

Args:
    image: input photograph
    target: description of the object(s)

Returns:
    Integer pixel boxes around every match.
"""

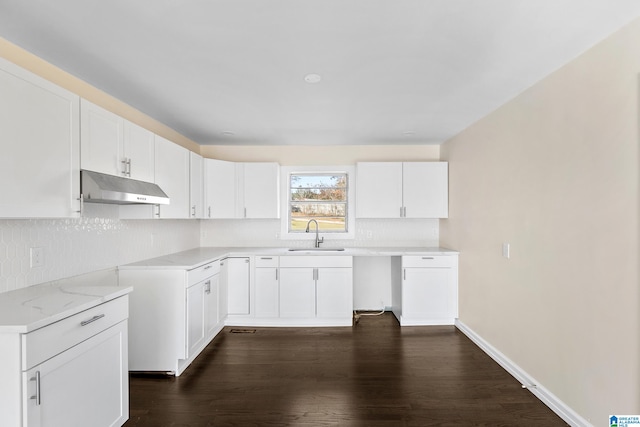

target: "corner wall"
[440,18,640,424]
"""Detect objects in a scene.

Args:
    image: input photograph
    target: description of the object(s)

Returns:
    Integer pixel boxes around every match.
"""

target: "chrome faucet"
[305,219,324,248]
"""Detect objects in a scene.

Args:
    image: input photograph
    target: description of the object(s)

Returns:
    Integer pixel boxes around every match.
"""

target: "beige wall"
[0,38,200,153]
[440,18,640,423]
[200,144,440,164]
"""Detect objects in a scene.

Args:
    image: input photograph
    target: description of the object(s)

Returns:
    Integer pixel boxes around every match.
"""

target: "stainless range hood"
[81,170,170,205]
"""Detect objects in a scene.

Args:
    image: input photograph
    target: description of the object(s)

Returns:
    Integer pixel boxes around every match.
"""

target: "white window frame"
[280,165,356,241]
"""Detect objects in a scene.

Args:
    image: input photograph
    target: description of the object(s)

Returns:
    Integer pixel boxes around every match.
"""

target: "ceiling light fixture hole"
[304,74,322,83]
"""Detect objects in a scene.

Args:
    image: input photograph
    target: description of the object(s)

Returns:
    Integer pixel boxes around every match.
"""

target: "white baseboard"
[455,319,592,427]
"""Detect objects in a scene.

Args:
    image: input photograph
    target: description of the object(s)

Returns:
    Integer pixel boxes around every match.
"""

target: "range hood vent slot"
[81,170,170,205]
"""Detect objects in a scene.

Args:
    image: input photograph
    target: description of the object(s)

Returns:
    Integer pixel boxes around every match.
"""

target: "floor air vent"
[230,329,257,334]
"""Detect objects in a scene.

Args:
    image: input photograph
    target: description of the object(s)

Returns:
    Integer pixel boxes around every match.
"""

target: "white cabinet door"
[255,267,279,317]
[356,162,403,218]
[0,58,80,218]
[226,257,250,315]
[239,162,280,219]
[189,152,204,218]
[155,135,190,219]
[316,268,353,319]
[205,274,220,338]
[186,281,206,359]
[219,260,229,321]
[204,158,237,218]
[279,268,316,318]
[403,162,448,218]
[23,321,128,427]
[80,99,124,177]
[123,120,155,182]
[356,162,448,219]
[403,268,455,322]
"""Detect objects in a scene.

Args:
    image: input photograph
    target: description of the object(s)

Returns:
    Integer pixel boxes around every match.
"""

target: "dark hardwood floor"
[125,313,567,426]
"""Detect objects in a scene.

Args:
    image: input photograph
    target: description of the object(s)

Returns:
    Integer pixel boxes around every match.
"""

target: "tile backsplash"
[200,218,440,248]
[0,204,199,294]
[0,204,439,294]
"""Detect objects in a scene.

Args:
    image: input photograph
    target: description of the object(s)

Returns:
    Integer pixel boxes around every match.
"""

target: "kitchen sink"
[288,248,345,252]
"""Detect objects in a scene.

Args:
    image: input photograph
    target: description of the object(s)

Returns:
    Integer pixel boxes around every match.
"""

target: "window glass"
[289,173,348,232]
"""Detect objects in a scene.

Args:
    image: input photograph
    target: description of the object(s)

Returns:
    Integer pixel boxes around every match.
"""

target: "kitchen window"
[280,166,355,240]
[289,173,348,233]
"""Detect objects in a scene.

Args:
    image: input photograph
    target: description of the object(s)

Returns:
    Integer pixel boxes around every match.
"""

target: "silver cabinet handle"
[204,265,212,270]
[422,257,434,260]
[192,205,196,217]
[208,206,211,218]
[275,268,278,281]
[155,204,161,217]
[403,269,406,281]
[30,371,41,405]
[261,257,273,260]
[205,280,211,294]
[403,207,407,217]
[80,314,105,326]
[245,259,250,263]
[121,158,131,177]
[244,207,247,218]
[400,206,403,217]
[77,195,84,214]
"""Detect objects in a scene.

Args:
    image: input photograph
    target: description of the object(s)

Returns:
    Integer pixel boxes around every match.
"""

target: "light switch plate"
[502,243,510,259]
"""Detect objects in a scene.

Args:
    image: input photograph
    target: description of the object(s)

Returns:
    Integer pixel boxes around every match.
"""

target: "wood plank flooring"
[125,313,567,426]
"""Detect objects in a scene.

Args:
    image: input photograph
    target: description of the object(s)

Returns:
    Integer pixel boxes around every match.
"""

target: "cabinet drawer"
[188,260,220,285]
[280,255,352,268]
[22,295,128,370]
[255,256,278,268]
[402,255,457,268]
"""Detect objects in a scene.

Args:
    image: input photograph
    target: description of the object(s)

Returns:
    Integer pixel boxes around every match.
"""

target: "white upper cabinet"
[123,120,155,182]
[355,162,403,218]
[402,162,448,218]
[239,162,280,219]
[204,158,237,219]
[155,135,190,219]
[80,99,124,176]
[81,99,155,181]
[189,152,204,218]
[0,58,80,218]
[356,162,448,218]
[203,160,279,219]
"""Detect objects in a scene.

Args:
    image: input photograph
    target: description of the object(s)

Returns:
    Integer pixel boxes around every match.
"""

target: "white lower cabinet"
[2,296,130,427]
[187,272,220,359]
[118,260,223,375]
[186,280,206,359]
[316,268,354,318]
[23,321,128,427]
[225,257,251,315]
[254,256,280,318]
[392,255,459,326]
[277,256,353,325]
[279,268,316,318]
[205,274,220,338]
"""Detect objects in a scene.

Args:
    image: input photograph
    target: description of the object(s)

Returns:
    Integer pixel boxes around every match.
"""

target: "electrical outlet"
[30,247,44,268]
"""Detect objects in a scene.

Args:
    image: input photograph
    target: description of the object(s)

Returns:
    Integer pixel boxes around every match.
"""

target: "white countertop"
[0,269,132,334]
[119,246,459,270]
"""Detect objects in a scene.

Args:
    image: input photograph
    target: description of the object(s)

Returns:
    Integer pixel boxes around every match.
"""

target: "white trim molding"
[455,319,592,427]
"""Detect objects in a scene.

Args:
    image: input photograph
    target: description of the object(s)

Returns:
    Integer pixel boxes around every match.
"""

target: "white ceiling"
[1,1,640,146]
